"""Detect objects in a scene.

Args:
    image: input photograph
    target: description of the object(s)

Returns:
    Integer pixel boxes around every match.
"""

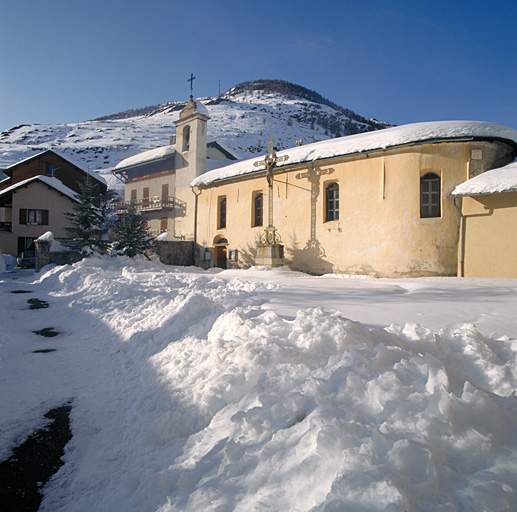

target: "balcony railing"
[114,196,179,214]
[0,222,12,232]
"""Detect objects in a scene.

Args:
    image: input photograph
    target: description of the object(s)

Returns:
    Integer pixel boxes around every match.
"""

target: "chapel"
[190,121,517,277]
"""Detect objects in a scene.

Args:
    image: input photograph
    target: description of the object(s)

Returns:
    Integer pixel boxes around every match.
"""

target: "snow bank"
[452,160,517,196]
[2,258,516,511]
[0,253,17,272]
[37,231,66,252]
[192,120,517,187]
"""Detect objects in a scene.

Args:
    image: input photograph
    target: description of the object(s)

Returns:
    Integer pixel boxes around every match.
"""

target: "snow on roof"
[192,121,517,187]
[114,144,176,171]
[0,175,79,201]
[194,100,209,117]
[452,160,517,197]
[2,148,107,186]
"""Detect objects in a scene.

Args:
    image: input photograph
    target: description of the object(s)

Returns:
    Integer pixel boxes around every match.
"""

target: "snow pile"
[452,160,517,196]
[37,231,67,252]
[192,120,517,186]
[0,253,17,272]
[1,257,516,511]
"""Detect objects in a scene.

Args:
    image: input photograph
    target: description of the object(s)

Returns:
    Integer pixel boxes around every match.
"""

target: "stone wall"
[155,241,194,266]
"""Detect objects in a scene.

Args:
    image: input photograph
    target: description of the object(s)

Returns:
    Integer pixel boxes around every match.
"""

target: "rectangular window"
[19,209,48,225]
[253,192,263,227]
[160,217,168,232]
[325,183,339,222]
[142,188,150,207]
[18,237,36,255]
[218,196,227,229]
[420,173,441,218]
[130,189,137,203]
[47,163,56,177]
[161,184,169,202]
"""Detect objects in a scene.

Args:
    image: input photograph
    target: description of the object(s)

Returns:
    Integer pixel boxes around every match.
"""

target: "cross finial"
[188,73,196,98]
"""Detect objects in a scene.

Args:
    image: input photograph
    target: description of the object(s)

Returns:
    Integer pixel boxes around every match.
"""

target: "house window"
[218,196,227,229]
[130,189,137,203]
[19,209,49,225]
[183,126,190,151]
[325,182,339,221]
[161,184,169,203]
[142,188,150,208]
[160,217,168,232]
[253,192,263,227]
[47,163,56,177]
[420,173,441,218]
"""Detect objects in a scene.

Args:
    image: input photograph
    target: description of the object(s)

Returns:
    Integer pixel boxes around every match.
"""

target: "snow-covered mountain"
[0,80,391,193]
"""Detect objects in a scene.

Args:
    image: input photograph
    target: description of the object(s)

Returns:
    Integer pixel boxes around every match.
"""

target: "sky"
[1,0,516,133]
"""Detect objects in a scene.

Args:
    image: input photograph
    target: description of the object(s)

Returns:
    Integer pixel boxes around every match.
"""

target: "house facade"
[191,121,517,277]
[0,150,107,257]
[112,97,238,241]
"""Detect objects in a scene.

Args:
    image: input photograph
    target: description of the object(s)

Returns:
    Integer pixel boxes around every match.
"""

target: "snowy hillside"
[0,80,390,193]
[1,257,516,511]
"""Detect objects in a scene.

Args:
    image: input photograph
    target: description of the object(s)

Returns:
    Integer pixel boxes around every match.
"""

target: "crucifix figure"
[254,137,289,245]
[188,73,196,97]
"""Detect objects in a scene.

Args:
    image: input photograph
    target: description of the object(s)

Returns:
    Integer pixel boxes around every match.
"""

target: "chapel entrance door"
[213,237,228,269]
[214,245,227,269]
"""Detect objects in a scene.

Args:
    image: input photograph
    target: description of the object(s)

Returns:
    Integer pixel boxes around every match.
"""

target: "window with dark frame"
[253,192,263,227]
[47,163,56,177]
[325,182,339,222]
[218,196,227,229]
[420,173,441,218]
[19,209,49,225]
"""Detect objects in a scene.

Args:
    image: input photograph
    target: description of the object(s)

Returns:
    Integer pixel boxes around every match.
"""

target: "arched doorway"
[213,236,228,269]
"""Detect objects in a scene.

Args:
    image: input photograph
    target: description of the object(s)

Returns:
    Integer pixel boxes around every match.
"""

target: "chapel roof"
[192,121,517,187]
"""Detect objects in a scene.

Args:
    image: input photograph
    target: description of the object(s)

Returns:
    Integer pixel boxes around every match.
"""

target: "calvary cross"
[253,137,289,245]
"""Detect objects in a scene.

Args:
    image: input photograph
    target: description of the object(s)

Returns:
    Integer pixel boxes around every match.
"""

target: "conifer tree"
[111,202,155,258]
[64,176,109,254]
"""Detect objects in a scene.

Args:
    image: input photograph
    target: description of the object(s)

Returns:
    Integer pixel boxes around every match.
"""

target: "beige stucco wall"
[0,181,76,256]
[195,141,484,277]
[460,192,517,278]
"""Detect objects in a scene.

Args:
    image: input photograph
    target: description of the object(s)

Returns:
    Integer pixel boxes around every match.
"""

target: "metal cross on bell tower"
[253,137,289,245]
[187,73,196,98]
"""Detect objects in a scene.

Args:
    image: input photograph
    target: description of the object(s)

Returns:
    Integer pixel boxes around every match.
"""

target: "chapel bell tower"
[174,95,210,188]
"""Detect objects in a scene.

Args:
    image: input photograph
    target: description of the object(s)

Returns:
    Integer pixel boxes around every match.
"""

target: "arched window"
[325,182,339,221]
[420,173,441,218]
[253,192,263,227]
[182,125,190,151]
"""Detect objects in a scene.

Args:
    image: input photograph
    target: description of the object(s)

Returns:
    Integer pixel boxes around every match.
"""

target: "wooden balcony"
[114,196,179,214]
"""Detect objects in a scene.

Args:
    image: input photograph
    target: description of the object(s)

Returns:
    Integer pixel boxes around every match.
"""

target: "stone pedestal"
[255,243,285,267]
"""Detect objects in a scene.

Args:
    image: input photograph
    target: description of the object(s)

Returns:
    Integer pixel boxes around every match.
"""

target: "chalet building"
[0,150,107,257]
[112,97,238,242]
[191,121,517,277]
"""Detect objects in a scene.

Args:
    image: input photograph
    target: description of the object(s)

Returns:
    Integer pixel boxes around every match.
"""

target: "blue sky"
[1,0,516,133]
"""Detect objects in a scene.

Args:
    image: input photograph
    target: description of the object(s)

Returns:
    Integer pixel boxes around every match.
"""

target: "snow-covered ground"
[1,256,516,511]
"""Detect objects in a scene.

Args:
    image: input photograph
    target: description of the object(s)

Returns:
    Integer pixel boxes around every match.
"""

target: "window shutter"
[42,210,49,225]
[19,209,27,224]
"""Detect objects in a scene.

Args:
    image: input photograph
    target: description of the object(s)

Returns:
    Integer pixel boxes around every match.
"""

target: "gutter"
[191,186,201,265]
[452,197,465,277]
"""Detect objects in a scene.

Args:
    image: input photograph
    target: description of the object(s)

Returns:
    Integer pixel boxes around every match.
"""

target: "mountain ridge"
[0,79,392,192]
